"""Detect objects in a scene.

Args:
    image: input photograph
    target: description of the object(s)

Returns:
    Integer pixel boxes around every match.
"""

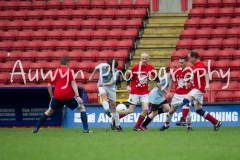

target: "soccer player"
[181,50,222,131]
[118,53,160,131]
[160,56,193,131]
[140,67,176,131]
[32,56,93,133]
[89,58,123,132]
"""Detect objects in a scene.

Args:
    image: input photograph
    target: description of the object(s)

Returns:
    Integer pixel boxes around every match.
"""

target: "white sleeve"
[95,63,108,70]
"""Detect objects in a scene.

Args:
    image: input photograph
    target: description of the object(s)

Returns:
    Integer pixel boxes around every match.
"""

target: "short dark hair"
[189,50,199,58]
[179,56,188,61]
[107,58,118,68]
[60,56,70,65]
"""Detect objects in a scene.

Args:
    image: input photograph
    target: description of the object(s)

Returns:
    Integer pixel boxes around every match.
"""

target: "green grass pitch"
[1,127,240,160]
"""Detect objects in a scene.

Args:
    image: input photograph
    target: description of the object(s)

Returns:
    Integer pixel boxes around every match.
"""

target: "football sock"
[102,100,109,111]
[141,116,152,127]
[182,98,190,122]
[164,112,173,127]
[186,111,192,126]
[134,115,145,128]
[119,114,126,119]
[158,107,164,114]
[35,113,48,129]
[196,109,218,124]
[112,112,120,126]
[81,111,88,131]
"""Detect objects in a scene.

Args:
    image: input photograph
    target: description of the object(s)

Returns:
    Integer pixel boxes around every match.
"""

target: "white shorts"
[171,94,188,107]
[98,87,116,101]
[188,89,204,105]
[128,94,149,105]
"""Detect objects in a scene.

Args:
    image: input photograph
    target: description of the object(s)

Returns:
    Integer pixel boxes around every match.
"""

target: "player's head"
[188,50,199,64]
[60,55,70,67]
[141,52,149,66]
[179,56,188,68]
[107,58,118,70]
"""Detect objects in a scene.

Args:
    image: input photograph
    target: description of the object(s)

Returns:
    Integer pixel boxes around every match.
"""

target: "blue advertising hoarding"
[63,104,240,128]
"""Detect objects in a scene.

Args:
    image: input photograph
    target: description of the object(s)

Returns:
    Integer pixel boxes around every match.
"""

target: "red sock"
[187,123,191,127]
[119,114,126,119]
[134,115,145,128]
[182,106,190,122]
[205,112,218,124]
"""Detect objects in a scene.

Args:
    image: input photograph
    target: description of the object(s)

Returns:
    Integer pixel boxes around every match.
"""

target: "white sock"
[102,101,109,111]
[186,111,192,127]
[112,112,120,127]
[165,112,173,127]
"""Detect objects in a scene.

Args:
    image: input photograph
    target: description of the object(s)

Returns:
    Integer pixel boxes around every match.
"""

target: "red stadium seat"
[46,1,60,10]
[91,0,105,9]
[238,0,240,8]
[113,50,129,61]
[225,28,240,39]
[105,30,121,40]
[3,51,19,62]
[10,41,25,52]
[90,30,106,40]
[0,72,8,84]
[50,20,66,30]
[192,0,207,8]
[121,29,138,40]
[167,61,180,71]
[114,9,130,19]
[195,28,211,39]
[70,40,87,51]
[35,51,50,62]
[55,10,71,20]
[82,83,98,93]
[229,59,240,70]
[238,39,240,49]
[85,9,101,20]
[25,40,40,51]
[100,9,115,20]
[130,8,146,19]
[70,9,86,20]
[201,50,218,60]
[203,8,219,18]
[228,70,240,81]
[0,30,16,41]
[81,20,96,30]
[213,59,230,70]
[0,10,12,21]
[61,0,75,10]
[95,50,111,61]
[41,10,56,20]
[230,17,240,28]
[80,50,96,61]
[50,51,68,61]
[184,18,201,29]
[101,40,117,51]
[19,51,35,62]
[125,18,142,30]
[210,28,226,39]
[74,60,91,72]
[32,1,46,10]
[207,38,223,50]
[180,29,196,39]
[60,30,76,41]
[222,0,236,8]
[12,10,27,21]
[1,1,18,11]
[191,39,207,50]
[119,0,133,9]
[222,38,238,49]
[87,93,99,103]
[67,51,82,62]
[0,21,7,31]
[55,40,73,51]
[189,8,204,18]
[0,41,11,52]
[36,20,51,31]
[176,39,192,50]
[134,0,149,10]
[65,19,82,30]
[115,39,133,51]
[233,8,240,17]
[171,50,188,61]
[232,91,240,102]
[76,0,90,9]
[218,7,234,18]
[21,20,36,31]
[111,19,125,30]
[39,40,56,51]
[44,61,61,72]
[222,81,238,89]
[95,19,111,30]
[232,50,240,60]
[6,20,22,31]
[15,30,31,41]
[210,82,222,90]
[203,59,215,70]
[105,0,119,9]
[45,30,61,41]
[26,10,41,20]
[207,0,222,8]
[214,17,231,28]
[17,1,32,10]
[75,70,87,84]
[75,30,91,40]
[199,18,215,29]
[30,30,46,41]
[217,49,233,60]
[216,91,233,102]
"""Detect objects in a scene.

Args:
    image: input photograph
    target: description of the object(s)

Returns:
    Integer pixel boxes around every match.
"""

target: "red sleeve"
[48,71,56,85]
[69,69,75,81]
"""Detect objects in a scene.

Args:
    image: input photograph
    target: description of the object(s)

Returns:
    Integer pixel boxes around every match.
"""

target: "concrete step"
[146,23,184,28]
[139,38,178,45]
[142,33,179,38]
[137,44,175,49]
[144,28,183,34]
[135,49,174,56]
[148,18,187,24]
[150,13,188,18]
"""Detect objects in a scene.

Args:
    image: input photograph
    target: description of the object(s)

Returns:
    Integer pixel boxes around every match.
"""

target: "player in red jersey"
[160,56,193,131]
[118,53,160,131]
[181,51,222,131]
[32,56,93,133]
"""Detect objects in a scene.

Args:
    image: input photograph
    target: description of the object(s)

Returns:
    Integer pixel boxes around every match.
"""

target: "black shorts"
[49,97,81,110]
[150,100,168,111]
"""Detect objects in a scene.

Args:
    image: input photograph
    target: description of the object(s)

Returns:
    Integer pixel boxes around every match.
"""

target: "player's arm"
[47,83,53,99]
[205,73,210,92]
[168,78,174,93]
[89,68,99,82]
[71,80,84,103]
[156,76,169,94]
[126,72,132,92]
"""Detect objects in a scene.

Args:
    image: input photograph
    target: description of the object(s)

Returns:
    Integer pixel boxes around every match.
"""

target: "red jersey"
[48,67,75,99]
[130,63,155,95]
[172,67,192,95]
[192,61,207,93]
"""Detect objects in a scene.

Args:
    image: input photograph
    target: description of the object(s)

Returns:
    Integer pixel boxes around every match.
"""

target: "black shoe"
[116,126,123,132]
[105,109,112,118]
[187,127,193,131]
[214,121,222,131]
[32,128,38,133]
[159,125,169,131]
[111,118,116,130]
[133,127,141,131]
[176,117,186,126]
[83,130,94,133]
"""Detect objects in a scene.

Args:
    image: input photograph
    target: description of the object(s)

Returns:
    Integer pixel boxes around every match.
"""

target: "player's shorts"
[49,96,82,110]
[171,94,188,107]
[150,100,168,111]
[98,86,116,101]
[188,88,204,105]
[128,94,149,105]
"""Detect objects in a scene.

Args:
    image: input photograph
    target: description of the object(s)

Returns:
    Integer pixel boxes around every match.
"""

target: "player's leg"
[32,98,58,133]
[186,110,192,131]
[181,94,195,123]
[140,104,159,130]
[118,94,138,119]
[98,87,111,118]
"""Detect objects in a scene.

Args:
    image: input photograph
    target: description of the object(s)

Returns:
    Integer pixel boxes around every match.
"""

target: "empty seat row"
[0,8,147,21]
[172,49,240,61]
[192,0,240,8]
[0,50,129,63]
[176,38,240,50]
[180,28,240,40]
[0,0,149,11]
[0,18,143,31]
[0,39,134,52]
[189,7,240,18]
[0,29,138,41]
[184,17,240,29]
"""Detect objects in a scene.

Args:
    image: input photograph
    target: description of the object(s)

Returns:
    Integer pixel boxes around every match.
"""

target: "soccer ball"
[116,104,127,114]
